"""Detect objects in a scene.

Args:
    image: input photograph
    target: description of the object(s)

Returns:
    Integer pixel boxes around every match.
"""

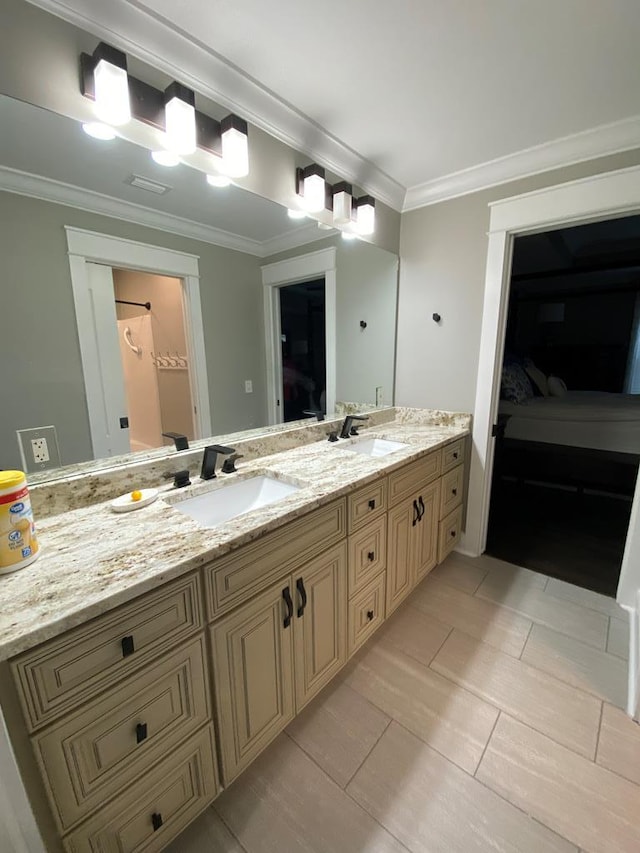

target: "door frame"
[463,164,640,561]
[65,227,212,459]
[261,247,337,423]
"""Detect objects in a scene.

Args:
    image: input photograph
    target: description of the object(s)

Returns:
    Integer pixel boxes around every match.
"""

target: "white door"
[85,263,131,458]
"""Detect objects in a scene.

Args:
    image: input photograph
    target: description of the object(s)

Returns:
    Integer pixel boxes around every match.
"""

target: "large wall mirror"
[0,95,399,480]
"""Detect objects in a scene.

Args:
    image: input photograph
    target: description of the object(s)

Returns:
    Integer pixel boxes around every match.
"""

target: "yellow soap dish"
[110,489,159,513]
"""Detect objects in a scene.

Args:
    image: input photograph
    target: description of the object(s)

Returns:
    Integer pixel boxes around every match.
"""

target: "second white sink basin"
[340,437,409,457]
[171,475,300,527]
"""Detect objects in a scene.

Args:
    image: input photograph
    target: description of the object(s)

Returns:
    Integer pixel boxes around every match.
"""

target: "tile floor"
[167,553,638,853]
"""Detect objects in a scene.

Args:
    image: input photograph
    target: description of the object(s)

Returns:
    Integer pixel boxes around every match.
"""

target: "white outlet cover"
[245,380,253,393]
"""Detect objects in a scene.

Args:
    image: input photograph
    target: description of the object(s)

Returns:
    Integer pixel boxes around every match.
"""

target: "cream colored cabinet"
[211,542,347,785]
[414,480,440,584]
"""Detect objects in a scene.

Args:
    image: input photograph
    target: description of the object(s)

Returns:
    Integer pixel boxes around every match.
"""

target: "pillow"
[501,362,534,404]
[523,361,549,397]
[547,376,567,397]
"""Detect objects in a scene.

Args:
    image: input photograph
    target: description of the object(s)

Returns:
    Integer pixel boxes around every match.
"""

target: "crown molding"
[0,166,269,255]
[403,115,640,211]
[24,0,406,211]
[259,223,334,258]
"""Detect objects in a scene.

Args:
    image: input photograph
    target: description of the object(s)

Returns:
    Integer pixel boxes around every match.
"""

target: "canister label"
[0,486,39,570]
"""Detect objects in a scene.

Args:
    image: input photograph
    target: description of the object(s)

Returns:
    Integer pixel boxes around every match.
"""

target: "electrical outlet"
[245,379,253,394]
[17,426,61,473]
[376,386,384,407]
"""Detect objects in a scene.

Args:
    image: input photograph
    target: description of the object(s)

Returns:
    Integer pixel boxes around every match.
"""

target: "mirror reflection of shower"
[113,269,195,452]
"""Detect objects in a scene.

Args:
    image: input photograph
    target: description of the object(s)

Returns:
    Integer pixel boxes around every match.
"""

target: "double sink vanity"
[0,407,469,853]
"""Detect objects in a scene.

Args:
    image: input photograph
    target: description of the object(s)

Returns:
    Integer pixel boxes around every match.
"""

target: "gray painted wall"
[0,192,266,470]
[396,149,640,414]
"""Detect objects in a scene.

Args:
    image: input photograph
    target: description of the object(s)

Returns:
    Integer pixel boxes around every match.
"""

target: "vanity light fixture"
[221,115,249,177]
[287,208,307,220]
[296,164,326,213]
[89,43,131,126]
[332,181,353,226]
[163,82,196,155]
[151,150,180,167]
[354,196,376,235]
[82,122,116,141]
[206,173,232,188]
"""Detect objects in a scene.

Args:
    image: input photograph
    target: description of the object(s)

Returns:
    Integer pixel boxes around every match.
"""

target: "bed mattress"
[499,392,640,455]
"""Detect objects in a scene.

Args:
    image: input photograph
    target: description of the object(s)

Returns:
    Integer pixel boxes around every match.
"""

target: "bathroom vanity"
[0,409,469,852]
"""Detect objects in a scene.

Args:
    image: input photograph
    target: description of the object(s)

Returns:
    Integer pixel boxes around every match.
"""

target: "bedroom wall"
[396,148,640,414]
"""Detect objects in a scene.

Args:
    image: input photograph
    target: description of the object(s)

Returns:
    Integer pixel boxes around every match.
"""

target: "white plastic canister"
[0,471,40,574]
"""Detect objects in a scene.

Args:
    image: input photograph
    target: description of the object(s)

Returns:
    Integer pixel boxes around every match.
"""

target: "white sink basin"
[339,438,409,457]
[170,475,301,527]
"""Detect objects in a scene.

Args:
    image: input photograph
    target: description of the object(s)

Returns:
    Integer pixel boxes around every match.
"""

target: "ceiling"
[127,0,640,204]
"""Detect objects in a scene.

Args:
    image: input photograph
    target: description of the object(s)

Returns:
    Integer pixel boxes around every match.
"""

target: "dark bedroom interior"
[487,214,640,596]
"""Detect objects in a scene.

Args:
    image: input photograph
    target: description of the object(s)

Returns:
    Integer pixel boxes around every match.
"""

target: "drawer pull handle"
[367,551,375,561]
[296,577,307,618]
[136,722,148,744]
[282,587,293,628]
[367,610,374,621]
[151,813,163,831]
[418,496,425,521]
[451,530,457,538]
[412,500,419,526]
[368,499,376,510]
[452,488,457,496]
[453,451,459,459]
[121,635,135,657]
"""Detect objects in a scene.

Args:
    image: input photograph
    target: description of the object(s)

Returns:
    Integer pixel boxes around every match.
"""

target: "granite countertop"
[1,418,469,660]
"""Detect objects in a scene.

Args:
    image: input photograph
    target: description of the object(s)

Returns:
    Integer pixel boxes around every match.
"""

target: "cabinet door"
[386,498,416,616]
[293,542,347,711]
[413,479,441,584]
[210,580,295,785]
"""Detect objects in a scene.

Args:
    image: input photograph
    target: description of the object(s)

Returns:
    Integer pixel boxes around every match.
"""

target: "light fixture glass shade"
[94,57,130,126]
[82,122,116,140]
[206,173,232,188]
[165,95,196,155]
[221,126,249,177]
[332,182,353,226]
[301,172,326,213]
[355,197,376,235]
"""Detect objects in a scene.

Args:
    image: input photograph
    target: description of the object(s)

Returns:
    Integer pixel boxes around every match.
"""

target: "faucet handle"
[163,469,191,488]
[221,453,244,474]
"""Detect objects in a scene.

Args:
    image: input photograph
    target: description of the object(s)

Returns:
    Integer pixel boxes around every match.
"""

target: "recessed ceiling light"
[206,174,232,188]
[287,208,307,220]
[151,150,180,167]
[82,122,116,140]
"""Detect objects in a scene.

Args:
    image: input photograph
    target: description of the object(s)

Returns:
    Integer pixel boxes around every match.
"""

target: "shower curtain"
[117,315,163,452]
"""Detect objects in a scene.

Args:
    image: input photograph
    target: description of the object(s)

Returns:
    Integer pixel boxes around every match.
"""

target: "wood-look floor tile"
[477,715,640,853]
[348,721,578,853]
[375,600,452,667]
[215,734,407,853]
[597,704,640,785]
[545,578,624,618]
[431,630,601,758]
[165,806,244,853]
[476,572,608,649]
[521,623,627,708]
[344,641,498,773]
[428,554,488,594]
[607,617,629,660]
[411,576,532,657]
[286,680,389,788]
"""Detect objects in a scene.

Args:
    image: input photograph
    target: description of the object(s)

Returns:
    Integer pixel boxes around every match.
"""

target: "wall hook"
[360,320,367,329]
[432,313,441,323]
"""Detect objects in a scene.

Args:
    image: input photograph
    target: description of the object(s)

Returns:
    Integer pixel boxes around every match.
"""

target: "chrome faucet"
[339,415,369,439]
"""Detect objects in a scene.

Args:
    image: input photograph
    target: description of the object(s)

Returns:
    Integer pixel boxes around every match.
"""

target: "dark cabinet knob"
[452,488,457,496]
[367,551,375,561]
[151,813,163,831]
[367,610,374,621]
[121,635,135,657]
[451,530,457,537]
[368,499,376,510]
[453,451,459,459]
[136,722,148,744]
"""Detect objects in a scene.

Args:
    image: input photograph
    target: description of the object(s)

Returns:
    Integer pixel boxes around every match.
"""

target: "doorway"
[279,278,326,422]
[113,269,195,452]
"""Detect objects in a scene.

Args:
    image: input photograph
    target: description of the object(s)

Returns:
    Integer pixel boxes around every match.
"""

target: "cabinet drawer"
[388,452,441,506]
[35,635,210,831]
[438,505,463,563]
[63,725,218,853]
[205,499,346,620]
[348,516,387,596]
[440,464,464,519]
[12,573,202,732]
[442,439,464,473]
[348,479,387,533]
[348,573,386,657]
